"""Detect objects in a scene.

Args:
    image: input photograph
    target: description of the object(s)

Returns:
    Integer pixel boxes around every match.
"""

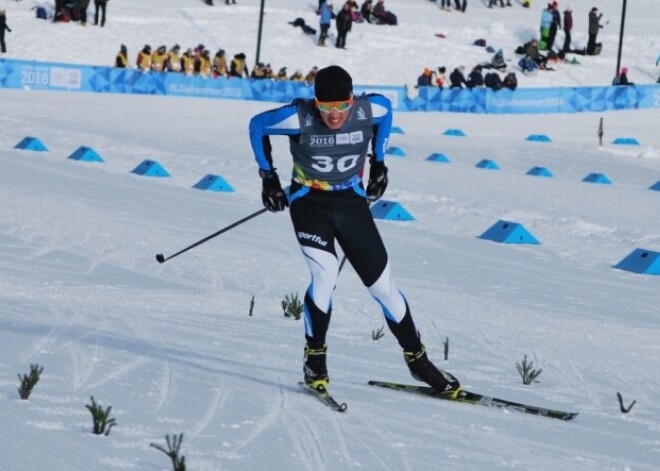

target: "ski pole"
[155,208,268,264]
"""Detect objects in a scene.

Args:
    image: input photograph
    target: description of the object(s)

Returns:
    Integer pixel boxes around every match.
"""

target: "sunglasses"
[315,97,354,113]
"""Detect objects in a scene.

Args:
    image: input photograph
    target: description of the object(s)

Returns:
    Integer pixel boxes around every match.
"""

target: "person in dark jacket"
[546,1,561,51]
[230,52,249,78]
[78,0,91,26]
[0,9,11,54]
[361,0,373,22]
[335,2,353,49]
[449,66,467,88]
[503,72,518,90]
[94,0,107,27]
[416,68,434,87]
[614,67,634,86]
[115,44,127,68]
[562,5,572,53]
[466,65,484,88]
[587,7,603,55]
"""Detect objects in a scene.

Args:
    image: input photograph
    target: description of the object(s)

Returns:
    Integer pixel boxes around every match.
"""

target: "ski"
[298,382,348,412]
[368,380,577,421]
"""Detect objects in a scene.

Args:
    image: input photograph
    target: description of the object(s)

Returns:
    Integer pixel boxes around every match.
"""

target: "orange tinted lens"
[316,98,353,113]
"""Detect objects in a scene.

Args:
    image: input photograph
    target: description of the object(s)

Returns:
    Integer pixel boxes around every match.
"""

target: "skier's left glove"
[366,156,388,202]
[260,169,288,212]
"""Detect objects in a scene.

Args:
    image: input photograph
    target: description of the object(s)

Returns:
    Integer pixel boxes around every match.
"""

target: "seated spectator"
[166,45,181,72]
[613,67,634,85]
[304,65,319,84]
[290,69,305,82]
[484,71,503,90]
[213,49,228,77]
[199,50,212,78]
[137,45,152,71]
[503,72,518,90]
[525,39,548,69]
[361,0,374,22]
[230,52,249,78]
[251,62,267,79]
[436,66,447,88]
[466,65,485,88]
[181,48,195,76]
[115,44,128,68]
[417,68,434,87]
[276,67,288,80]
[151,45,168,72]
[449,66,467,88]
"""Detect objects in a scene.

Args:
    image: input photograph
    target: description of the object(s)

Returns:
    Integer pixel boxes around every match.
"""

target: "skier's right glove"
[366,156,388,203]
[259,169,288,212]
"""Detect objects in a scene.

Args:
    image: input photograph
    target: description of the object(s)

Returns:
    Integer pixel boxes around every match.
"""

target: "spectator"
[335,2,353,49]
[416,68,434,87]
[318,1,333,47]
[526,38,548,69]
[137,45,152,71]
[484,71,503,90]
[562,5,573,53]
[199,50,212,78]
[453,0,466,13]
[212,49,228,77]
[290,69,305,82]
[547,1,561,51]
[230,52,249,78]
[449,66,468,88]
[93,0,107,27]
[503,72,518,90]
[466,65,485,88]
[522,0,532,7]
[115,44,128,68]
[613,67,634,86]
[539,4,552,50]
[360,0,373,23]
[262,63,274,79]
[79,0,91,26]
[276,67,288,80]
[166,45,181,72]
[439,0,452,11]
[489,0,511,8]
[151,45,168,72]
[435,66,447,88]
[587,7,603,55]
[0,9,11,54]
[304,66,319,84]
[181,48,195,76]
[225,0,237,4]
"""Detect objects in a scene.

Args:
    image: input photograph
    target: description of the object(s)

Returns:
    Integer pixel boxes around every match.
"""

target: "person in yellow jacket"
[115,44,128,68]
[136,45,152,71]
[151,45,168,72]
[199,49,212,78]
[289,69,305,82]
[180,48,195,76]
[230,52,249,78]
[213,49,228,77]
[166,44,181,72]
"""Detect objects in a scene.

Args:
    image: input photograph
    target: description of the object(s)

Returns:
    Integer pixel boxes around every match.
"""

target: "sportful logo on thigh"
[298,232,328,247]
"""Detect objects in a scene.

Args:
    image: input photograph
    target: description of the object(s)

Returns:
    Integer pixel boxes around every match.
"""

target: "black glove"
[366,157,388,202]
[260,169,288,212]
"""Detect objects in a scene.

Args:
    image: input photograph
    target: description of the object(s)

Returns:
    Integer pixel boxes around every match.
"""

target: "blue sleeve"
[248,103,301,171]
[367,94,393,164]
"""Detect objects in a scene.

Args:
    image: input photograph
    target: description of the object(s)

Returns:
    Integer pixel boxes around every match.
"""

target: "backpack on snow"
[35,7,48,20]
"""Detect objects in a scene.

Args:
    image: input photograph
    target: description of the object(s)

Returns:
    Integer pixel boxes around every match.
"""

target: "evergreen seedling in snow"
[282,293,303,320]
[86,396,117,436]
[249,295,255,316]
[151,433,186,471]
[516,355,542,385]
[617,392,636,413]
[372,325,385,341]
[17,363,43,400]
[443,337,449,361]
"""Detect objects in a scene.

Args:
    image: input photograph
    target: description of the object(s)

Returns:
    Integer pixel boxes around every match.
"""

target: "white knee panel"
[367,261,407,322]
[300,245,339,312]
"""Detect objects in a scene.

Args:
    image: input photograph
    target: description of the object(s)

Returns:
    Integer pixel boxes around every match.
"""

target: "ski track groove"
[188,378,229,440]
[20,306,85,363]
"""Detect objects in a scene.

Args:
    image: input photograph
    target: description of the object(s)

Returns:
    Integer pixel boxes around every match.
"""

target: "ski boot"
[404,344,460,397]
[304,344,329,390]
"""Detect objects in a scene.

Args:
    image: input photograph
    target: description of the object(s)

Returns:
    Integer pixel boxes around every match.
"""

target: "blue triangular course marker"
[426,153,450,163]
[612,137,640,145]
[478,220,540,244]
[67,146,104,162]
[385,146,407,157]
[443,128,466,137]
[370,200,415,221]
[582,173,612,184]
[649,181,660,191]
[391,126,405,134]
[525,134,552,143]
[476,159,499,170]
[131,159,170,177]
[193,174,235,192]
[526,166,553,177]
[14,136,48,151]
[613,248,660,275]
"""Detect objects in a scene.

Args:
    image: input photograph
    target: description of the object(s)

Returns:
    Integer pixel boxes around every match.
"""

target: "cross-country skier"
[248,65,461,396]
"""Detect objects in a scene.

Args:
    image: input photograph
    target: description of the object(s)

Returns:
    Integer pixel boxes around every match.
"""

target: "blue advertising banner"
[1,58,658,114]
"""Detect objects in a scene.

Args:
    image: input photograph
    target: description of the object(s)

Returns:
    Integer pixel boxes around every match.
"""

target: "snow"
[1,1,660,470]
